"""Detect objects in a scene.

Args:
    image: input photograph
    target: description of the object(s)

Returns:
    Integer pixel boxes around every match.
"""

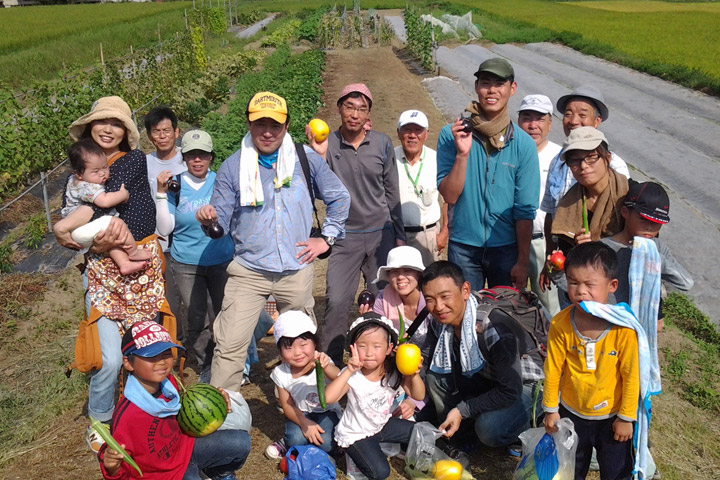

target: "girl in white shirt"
[266,311,341,459]
[325,313,425,479]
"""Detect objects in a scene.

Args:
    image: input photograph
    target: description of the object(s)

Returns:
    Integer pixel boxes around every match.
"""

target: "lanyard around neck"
[403,147,426,197]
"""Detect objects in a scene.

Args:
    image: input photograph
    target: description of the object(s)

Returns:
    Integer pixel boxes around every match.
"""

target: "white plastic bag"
[404,422,473,479]
[218,390,252,432]
[514,418,578,480]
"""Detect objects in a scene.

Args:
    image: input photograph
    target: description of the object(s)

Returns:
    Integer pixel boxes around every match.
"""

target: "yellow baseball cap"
[247,91,288,124]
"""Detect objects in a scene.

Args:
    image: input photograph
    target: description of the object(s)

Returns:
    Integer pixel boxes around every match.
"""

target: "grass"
[450,0,720,95]
[0,2,191,86]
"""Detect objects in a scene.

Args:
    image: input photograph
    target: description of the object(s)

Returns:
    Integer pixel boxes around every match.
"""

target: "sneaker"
[86,424,106,453]
[507,442,522,457]
[240,374,251,387]
[264,439,287,460]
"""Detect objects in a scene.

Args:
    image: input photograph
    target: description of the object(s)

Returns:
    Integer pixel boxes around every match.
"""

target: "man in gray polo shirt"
[310,83,404,364]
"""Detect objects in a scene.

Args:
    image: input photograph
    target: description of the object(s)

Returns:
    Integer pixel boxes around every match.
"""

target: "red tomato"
[549,251,565,271]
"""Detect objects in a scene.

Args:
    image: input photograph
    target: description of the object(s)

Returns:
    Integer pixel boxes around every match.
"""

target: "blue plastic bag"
[514,418,577,480]
[286,445,337,480]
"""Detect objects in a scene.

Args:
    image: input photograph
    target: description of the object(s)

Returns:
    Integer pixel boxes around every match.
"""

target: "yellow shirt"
[542,306,640,421]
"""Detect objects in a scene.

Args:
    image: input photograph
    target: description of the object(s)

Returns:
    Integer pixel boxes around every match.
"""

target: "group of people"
[52,55,694,480]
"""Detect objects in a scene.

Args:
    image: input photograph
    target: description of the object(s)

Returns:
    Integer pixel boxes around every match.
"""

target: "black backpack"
[472,287,550,360]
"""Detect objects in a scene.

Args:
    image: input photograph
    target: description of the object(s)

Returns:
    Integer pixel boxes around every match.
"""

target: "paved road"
[386,17,720,321]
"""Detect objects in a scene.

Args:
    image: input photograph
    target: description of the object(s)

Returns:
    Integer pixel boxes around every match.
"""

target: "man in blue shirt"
[196,91,350,391]
[437,58,540,291]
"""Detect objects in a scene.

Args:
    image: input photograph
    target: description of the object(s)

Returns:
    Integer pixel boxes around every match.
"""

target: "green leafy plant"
[404,5,435,71]
[24,213,47,250]
[0,242,12,273]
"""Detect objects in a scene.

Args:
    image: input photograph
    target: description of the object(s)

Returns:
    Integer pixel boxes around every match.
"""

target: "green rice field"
[0,2,191,85]
[464,0,720,79]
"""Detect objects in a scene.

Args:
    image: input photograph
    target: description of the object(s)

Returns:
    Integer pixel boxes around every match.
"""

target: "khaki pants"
[405,222,441,267]
[210,261,315,390]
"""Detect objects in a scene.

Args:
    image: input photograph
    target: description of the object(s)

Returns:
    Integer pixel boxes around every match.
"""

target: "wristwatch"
[322,235,336,246]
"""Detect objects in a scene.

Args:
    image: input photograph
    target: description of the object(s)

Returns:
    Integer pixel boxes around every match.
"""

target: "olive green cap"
[474,58,514,80]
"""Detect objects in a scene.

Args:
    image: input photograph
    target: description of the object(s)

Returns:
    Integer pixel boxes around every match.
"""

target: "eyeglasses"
[183,152,212,161]
[151,128,175,138]
[341,103,369,115]
[566,152,601,169]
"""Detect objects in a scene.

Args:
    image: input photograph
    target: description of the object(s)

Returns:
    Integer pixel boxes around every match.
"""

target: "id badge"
[420,187,434,207]
[585,342,596,371]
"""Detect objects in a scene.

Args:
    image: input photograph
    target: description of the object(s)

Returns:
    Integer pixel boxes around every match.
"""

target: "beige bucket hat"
[69,96,139,148]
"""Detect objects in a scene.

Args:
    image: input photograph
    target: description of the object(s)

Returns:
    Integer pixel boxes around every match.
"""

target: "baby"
[54,138,150,275]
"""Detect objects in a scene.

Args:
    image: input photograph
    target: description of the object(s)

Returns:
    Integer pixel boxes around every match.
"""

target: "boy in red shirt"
[99,321,250,480]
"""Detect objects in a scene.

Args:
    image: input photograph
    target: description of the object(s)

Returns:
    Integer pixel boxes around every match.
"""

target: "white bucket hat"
[373,246,425,284]
[273,310,317,344]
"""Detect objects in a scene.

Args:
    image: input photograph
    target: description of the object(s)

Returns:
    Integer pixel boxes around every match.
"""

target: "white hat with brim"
[373,246,425,284]
[68,96,139,148]
[273,310,317,344]
[561,126,608,161]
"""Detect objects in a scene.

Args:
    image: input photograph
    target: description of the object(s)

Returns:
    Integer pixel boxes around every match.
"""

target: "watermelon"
[176,382,228,437]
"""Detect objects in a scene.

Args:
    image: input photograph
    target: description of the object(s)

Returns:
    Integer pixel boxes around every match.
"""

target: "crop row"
[202,44,326,165]
[0,12,261,199]
[404,5,435,71]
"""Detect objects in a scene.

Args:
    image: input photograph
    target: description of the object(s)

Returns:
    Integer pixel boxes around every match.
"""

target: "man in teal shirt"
[437,58,540,291]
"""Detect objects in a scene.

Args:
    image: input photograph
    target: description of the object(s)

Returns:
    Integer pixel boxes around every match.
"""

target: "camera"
[461,115,473,134]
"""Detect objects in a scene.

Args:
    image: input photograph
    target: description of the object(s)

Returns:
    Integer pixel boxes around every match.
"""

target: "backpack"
[472,286,550,360]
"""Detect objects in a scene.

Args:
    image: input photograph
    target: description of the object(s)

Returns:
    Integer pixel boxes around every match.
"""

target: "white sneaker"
[264,438,287,460]
[86,424,106,453]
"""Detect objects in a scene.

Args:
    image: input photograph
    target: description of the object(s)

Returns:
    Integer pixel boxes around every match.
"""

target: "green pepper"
[315,360,326,409]
[91,417,143,477]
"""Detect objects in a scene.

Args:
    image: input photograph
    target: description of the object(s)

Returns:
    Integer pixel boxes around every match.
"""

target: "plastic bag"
[285,445,336,480]
[514,418,578,480]
[218,390,252,432]
[404,422,474,479]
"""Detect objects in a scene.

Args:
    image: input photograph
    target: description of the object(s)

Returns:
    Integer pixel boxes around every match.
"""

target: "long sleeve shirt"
[325,129,405,241]
[436,122,539,248]
[98,377,194,480]
[543,307,640,421]
[210,144,350,274]
[420,312,530,419]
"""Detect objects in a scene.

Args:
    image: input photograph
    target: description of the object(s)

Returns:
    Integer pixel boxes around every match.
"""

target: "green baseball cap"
[474,58,514,80]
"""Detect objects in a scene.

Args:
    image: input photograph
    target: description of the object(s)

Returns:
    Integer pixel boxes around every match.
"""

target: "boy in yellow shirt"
[543,242,639,480]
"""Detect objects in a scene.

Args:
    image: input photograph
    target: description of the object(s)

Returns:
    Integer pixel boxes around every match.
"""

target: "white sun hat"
[373,246,425,284]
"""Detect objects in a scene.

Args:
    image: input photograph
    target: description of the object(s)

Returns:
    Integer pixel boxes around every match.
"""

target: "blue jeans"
[426,369,541,448]
[244,309,275,376]
[183,428,251,480]
[284,410,340,454]
[447,241,518,291]
[345,417,415,480]
[84,272,124,422]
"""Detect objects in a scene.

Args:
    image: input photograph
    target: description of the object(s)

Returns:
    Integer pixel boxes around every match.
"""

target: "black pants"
[560,406,634,480]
